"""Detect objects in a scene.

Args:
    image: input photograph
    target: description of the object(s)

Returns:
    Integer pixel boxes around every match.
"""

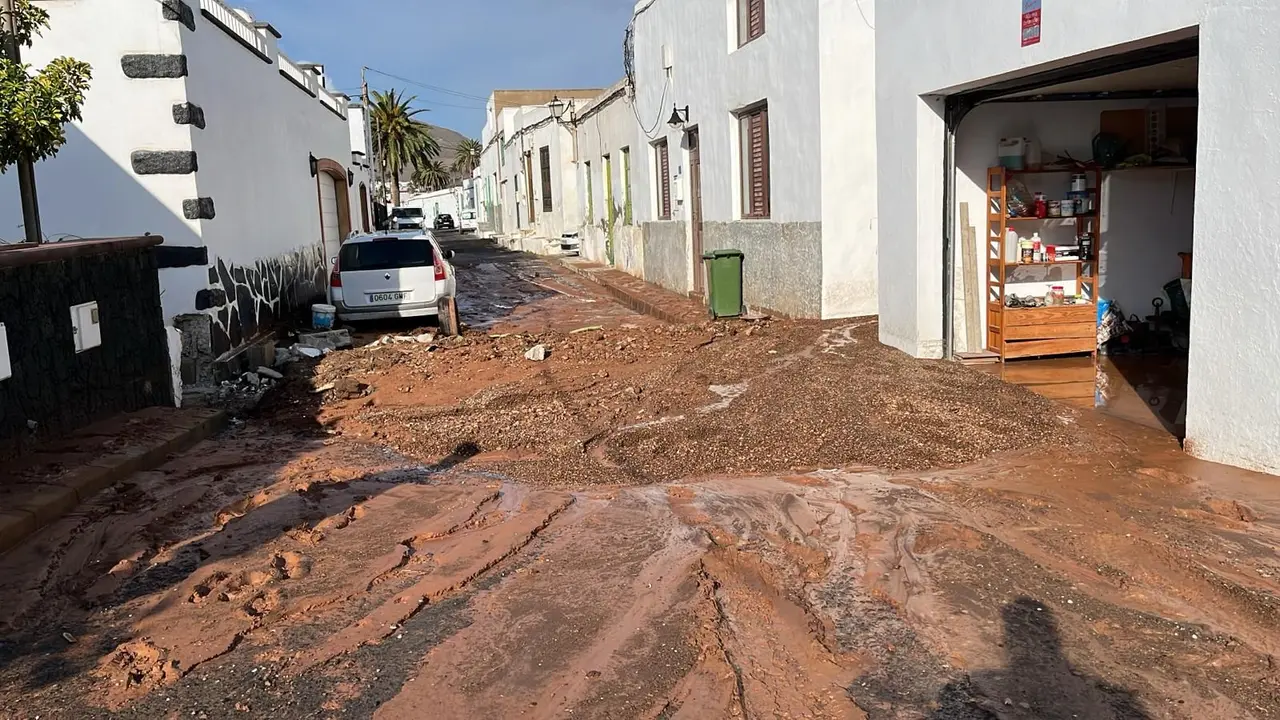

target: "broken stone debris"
[525,344,548,362]
[256,366,284,380]
[364,332,435,349]
[297,329,353,352]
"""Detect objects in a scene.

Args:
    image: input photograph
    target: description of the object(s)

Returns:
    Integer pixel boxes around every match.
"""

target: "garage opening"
[946,37,1198,440]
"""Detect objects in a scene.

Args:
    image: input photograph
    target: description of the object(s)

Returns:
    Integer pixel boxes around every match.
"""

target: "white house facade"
[876,1,1280,473]
[615,0,878,318]
[0,0,370,368]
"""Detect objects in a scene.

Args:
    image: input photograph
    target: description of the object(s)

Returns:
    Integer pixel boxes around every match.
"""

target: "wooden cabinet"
[985,167,1101,361]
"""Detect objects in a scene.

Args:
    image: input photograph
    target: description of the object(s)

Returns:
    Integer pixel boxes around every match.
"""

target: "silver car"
[329,232,457,322]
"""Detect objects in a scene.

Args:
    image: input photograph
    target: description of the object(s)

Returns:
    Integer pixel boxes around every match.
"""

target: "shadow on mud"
[927,597,1151,720]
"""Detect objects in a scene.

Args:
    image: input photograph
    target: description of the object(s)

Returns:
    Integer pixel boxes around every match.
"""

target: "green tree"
[0,0,92,242]
[452,137,481,175]
[370,88,438,207]
[412,159,451,193]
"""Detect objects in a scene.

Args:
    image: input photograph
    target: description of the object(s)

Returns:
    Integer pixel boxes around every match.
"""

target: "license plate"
[369,292,407,303]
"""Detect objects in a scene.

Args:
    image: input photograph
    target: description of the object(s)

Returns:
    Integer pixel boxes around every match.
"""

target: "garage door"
[319,173,341,261]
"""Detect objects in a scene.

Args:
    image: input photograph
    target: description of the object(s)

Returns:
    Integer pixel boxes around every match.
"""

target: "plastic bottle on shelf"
[1031,232,1043,262]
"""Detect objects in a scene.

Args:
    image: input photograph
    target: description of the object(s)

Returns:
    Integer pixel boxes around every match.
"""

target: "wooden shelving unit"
[985,166,1102,361]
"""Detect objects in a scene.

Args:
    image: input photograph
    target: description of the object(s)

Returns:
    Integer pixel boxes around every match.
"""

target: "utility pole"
[1,0,42,243]
[362,66,383,212]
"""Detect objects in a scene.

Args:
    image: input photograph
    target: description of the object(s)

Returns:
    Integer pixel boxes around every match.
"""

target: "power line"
[364,67,488,102]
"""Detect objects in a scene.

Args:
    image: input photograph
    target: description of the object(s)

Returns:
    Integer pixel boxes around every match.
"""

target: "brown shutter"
[658,140,671,219]
[746,107,770,218]
[540,146,553,212]
[748,0,765,41]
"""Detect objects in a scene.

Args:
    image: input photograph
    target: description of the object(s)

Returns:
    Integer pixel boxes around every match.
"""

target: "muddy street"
[2,239,1278,719]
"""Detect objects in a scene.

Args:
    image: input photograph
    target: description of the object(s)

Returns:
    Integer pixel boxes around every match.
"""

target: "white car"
[388,207,426,231]
[329,232,457,321]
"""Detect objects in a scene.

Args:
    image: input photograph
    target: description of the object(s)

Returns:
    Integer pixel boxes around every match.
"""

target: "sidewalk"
[558,258,710,325]
[0,406,225,554]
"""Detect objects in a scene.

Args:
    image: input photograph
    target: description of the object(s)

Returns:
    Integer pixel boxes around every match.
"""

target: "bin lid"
[701,249,744,260]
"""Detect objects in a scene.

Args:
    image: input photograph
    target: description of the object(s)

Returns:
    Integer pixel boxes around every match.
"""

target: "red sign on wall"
[1022,0,1042,47]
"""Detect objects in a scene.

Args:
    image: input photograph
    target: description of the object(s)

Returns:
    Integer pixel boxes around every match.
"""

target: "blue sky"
[236,0,638,139]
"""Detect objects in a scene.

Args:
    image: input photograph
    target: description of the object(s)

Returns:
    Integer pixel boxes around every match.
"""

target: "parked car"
[459,210,478,233]
[433,213,457,231]
[388,207,426,231]
[328,232,456,322]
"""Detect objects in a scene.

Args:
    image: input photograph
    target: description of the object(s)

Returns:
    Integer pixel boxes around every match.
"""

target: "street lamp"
[667,105,690,129]
[548,95,574,124]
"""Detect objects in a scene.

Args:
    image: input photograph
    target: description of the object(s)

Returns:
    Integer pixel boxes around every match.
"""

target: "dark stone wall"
[0,247,172,443]
[199,246,326,357]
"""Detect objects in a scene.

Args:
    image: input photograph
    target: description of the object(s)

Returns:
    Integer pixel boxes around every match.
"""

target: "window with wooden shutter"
[656,139,672,220]
[739,104,770,219]
[737,0,764,46]
[539,146,553,213]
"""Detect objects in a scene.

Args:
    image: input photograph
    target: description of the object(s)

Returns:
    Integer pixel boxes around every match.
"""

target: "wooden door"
[688,129,704,294]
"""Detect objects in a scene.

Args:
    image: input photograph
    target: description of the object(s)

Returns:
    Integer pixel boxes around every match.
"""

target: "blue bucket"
[312,303,336,330]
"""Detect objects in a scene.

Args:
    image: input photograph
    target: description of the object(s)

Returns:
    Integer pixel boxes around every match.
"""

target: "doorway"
[688,128,704,295]
[947,39,1199,440]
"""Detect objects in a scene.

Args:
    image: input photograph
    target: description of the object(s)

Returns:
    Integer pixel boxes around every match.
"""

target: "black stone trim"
[194,287,227,310]
[278,68,316,97]
[201,9,272,63]
[155,245,209,269]
[132,150,198,175]
[121,54,188,79]
[183,198,216,220]
[172,102,206,129]
[161,0,195,31]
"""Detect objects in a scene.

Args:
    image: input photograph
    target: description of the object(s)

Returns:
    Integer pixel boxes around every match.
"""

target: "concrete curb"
[0,408,227,556]
[558,259,707,326]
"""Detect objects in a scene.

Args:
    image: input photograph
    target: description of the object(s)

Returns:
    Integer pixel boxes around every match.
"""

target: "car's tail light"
[329,265,342,288]
[434,254,447,281]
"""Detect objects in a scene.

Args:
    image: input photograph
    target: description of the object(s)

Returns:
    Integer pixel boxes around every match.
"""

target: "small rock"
[333,377,369,399]
[256,366,283,380]
[297,329,352,352]
[414,332,435,344]
[295,345,323,359]
[1019,702,1031,709]
[242,372,261,387]
[61,632,76,644]
[525,345,548,362]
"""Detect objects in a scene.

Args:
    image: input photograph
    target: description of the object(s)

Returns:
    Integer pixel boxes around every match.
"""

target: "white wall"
[575,87,646,267]
[631,0,822,225]
[184,10,355,275]
[818,0,878,318]
[1185,2,1280,474]
[0,0,201,321]
[876,0,1207,358]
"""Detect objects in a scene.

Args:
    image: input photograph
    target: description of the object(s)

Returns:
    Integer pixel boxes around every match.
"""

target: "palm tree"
[412,159,452,192]
[370,88,439,206]
[452,138,482,175]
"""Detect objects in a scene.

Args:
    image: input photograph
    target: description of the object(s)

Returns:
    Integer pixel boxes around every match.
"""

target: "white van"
[329,233,457,322]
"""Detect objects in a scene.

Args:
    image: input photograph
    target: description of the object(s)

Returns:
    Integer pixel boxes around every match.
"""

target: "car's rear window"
[391,208,423,218]
[340,239,434,272]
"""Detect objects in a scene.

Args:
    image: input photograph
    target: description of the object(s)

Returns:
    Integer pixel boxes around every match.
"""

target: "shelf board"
[993,260,1093,267]
[1004,302,1095,311]
[999,164,1194,175]
[1001,215,1097,223]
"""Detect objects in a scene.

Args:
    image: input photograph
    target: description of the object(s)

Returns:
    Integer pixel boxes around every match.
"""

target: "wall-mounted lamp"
[347,168,355,186]
[667,105,690,128]
[309,153,318,177]
[548,95,575,125]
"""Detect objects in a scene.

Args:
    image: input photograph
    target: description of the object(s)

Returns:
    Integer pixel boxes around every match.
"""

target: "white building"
[478,89,601,247]
[876,1,1279,473]
[0,0,371,367]
[611,0,879,318]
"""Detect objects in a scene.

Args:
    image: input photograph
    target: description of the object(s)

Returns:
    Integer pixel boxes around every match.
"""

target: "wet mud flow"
[1,239,1277,719]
